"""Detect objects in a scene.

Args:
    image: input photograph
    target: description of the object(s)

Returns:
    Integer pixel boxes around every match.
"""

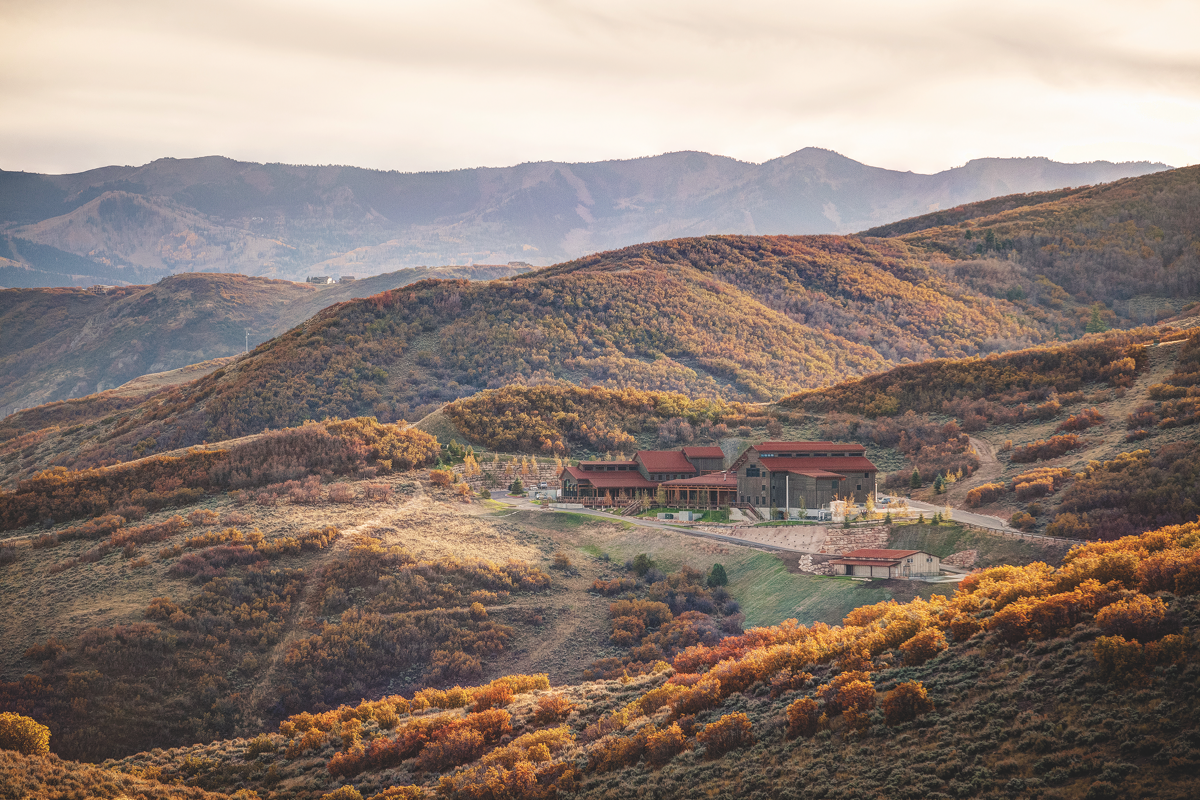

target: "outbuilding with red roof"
[828,548,941,578]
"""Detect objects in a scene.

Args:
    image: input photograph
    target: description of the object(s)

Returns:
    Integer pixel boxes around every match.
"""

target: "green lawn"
[886,522,1072,568]
[725,552,941,628]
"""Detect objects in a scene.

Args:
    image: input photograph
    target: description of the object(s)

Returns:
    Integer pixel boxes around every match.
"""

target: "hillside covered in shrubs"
[0,234,1065,482]
[66,519,1200,800]
[0,417,438,530]
[866,163,1200,324]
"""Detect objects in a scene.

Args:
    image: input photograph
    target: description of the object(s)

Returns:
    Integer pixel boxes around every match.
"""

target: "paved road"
[907,499,1015,533]
[907,498,1084,545]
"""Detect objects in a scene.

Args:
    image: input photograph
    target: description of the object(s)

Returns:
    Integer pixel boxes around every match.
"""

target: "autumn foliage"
[0,418,438,530]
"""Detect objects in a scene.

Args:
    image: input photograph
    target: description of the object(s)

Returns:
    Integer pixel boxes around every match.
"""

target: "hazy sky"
[2,0,1197,175]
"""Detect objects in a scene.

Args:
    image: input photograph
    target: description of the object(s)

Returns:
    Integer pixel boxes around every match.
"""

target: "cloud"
[0,0,1196,174]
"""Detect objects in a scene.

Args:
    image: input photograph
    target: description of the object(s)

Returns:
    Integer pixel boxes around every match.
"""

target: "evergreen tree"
[509,477,525,495]
[1086,304,1109,333]
[708,563,728,587]
[933,474,945,494]
[910,468,922,489]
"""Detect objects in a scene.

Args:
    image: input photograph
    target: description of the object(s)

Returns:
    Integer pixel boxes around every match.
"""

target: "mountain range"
[0,149,1168,287]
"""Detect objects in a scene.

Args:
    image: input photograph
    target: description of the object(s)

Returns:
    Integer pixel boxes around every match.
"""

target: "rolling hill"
[0,150,1167,286]
[0,233,1069,483]
[864,164,1200,324]
[0,265,529,412]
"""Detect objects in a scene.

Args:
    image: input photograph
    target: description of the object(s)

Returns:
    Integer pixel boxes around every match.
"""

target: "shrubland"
[0,512,552,762]
[0,417,438,530]
[884,164,1200,319]
[84,519,1200,800]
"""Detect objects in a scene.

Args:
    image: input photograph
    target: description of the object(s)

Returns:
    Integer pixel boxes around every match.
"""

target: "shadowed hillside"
[0,265,529,411]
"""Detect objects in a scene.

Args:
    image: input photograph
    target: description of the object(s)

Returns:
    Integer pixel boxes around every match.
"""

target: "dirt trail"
[958,436,1001,491]
[242,490,426,724]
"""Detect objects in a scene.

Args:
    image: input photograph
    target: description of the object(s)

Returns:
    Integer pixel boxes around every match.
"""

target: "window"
[857,483,862,491]
[746,465,761,477]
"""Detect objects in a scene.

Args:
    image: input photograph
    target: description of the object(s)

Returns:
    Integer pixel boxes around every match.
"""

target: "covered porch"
[661,471,738,509]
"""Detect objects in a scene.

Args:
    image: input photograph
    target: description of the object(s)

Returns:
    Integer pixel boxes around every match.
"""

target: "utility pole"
[245,329,250,353]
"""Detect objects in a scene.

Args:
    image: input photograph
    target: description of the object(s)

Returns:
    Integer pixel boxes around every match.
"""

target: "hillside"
[0,440,1052,761]
[0,151,1166,285]
[864,164,1200,324]
[0,233,1075,483]
[36,519,1200,800]
[0,265,529,411]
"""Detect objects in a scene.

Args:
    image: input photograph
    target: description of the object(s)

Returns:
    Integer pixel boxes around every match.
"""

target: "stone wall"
[818,526,891,554]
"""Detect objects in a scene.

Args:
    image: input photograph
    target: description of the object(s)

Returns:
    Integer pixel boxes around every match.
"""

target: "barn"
[828,548,941,578]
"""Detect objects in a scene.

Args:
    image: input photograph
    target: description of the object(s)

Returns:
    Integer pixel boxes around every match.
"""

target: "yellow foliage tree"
[0,712,51,755]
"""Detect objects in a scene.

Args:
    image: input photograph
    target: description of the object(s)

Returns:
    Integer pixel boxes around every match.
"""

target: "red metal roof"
[841,549,921,560]
[682,446,725,459]
[757,456,878,472]
[635,450,697,474]
[661,471,738,488]
[561,465,657,489]
[757,441,865,453]
[787,469,847,479]
[577,460,639,468]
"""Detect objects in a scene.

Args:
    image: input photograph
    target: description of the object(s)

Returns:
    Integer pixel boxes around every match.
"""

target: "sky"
[1,0,1198,176]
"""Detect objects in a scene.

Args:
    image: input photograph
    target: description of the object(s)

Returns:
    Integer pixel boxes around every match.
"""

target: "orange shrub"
[429,470,453,487]
[1013,467,1073,499]
[644,723,689,767]
[1095,595,1170,642]
[899,628,947,666]
[966,482,1006,507]
[786,697,821,738]
[816,671,875,715]
[697,712,753,759]
[591,578,637,596]
[532,694,575,725]
[470,683,514,712]
[668,678,722,718]
[1056,407,1104,432]
[882,681,934,726]
[1010,434,1084,463]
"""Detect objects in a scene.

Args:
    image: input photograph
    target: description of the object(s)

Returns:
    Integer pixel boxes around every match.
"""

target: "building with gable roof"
[557,440,878,514]
[828,548,940,578]
[730,441,877,516]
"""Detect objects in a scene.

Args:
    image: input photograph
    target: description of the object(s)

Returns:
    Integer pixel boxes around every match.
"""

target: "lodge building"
[558,440,877,516]
[730,441,878,516]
